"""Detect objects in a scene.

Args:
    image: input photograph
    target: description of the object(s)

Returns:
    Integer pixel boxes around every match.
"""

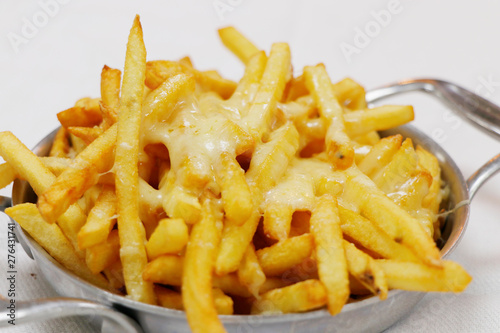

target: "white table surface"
[1,0,500,332]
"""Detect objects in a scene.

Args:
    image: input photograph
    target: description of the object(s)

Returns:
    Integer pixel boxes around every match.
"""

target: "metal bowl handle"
[365,78,500,140]
[467,152,500,200]
[0,296,144,333]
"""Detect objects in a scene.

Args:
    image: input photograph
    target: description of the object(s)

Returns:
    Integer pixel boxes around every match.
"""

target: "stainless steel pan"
[1,78,499,333]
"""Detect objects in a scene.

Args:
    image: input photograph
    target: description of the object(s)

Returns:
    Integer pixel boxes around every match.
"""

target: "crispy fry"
[228,51,267,111]
[218,27,260,64]
[49,127,70,157]
[343,240,388,299]
[377,259,471,292]
[0,162,16,189]
[304,65,354,169]
[372,138,418,193]
[182,199,225,333]
[257,233,314,277]
[142,74,196,124]
[155,286,234,315]
[237,243,266,298]
[344,105,414,137]
[146,218,188,260]
[67,126,103,145]
[85,229,120,274]
[114,15,155,304]
[338,205,419,262]
[417,145,443,214]
[332,77,367,110]
[245,43,292,140]
[39,156,71,176]
[344,167,442,267]
[77,184,117,250]
[0,131,86,251]
[100,65,122,109]
[57,98,102,128]
[143,254,184,285]
[251,279,327,314]
[310,195,349,315]
[217,152,253,226]
[155,285,184,310]
[358,134,403,178]
[5,204,108,289]
[37,123,117,223]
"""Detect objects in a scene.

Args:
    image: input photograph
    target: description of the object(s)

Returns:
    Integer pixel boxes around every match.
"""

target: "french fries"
[0,19,470,333]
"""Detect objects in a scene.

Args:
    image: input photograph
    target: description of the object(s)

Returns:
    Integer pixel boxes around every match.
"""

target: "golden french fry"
[310,195,349,315]
[217,152,253,226]
[344,105,414,137]
[67,126,103,145]
[416,145,443,214]
[85,229,120,274]
[263,203,294,241]
[256,233,314,277]
[57,99,102,128]
[344,168,442,267]
[215,211,260,276]
[237,243,266,298]
[142,74,196,124]
[285,75,308,102]
[155,285,184,310]
[179,56,193,67]
[40,157,71,176]
[145,60,184,89]
[0,162,16,189]
[161,178,202,225]
[146,218,188,260]
[338,205,419,262]
[182,199,225,333]
[38,123,117,224]
[251,279,327,314]
[100,65,122,110]
[377,259,471,292]
[372,138,418,193]
[114,15,155,304]
[343,240,388,299]
[0,131,86,252]
[69,132,87,154]
[143,254,184,285]
[212,288,234,315]
[218,26,260,64]
[246,122,299,194]
[227,51,267,111]
[77,184,117,250]
[304,65,354,169]
[155,286,234,315]
[358,134,403,178]
[0,131,55,194]
[5,204,108,289]
[245,43,291,139]
[49,127,70,157]
[145,60,236,99]
[332,77,367,110]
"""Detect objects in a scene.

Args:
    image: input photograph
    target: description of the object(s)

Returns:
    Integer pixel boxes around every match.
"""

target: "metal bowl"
[2,78,500,333]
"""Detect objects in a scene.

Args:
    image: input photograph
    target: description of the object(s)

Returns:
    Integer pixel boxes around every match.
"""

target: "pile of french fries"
[0,16,471,332]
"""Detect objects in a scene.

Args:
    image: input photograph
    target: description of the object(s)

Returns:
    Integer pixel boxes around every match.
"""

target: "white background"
[1,0,500,332]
